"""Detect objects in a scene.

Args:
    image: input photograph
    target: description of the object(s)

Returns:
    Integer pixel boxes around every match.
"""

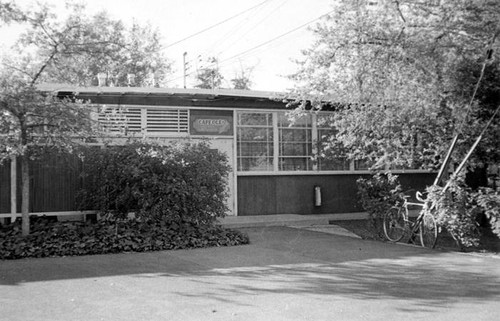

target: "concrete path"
[1,226,499,321]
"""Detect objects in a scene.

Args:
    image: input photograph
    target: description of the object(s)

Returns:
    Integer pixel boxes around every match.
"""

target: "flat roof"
[36,83,336,111]
[37,83,287,100]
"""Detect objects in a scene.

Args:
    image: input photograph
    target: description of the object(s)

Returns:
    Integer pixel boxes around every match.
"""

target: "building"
[0,84,435,221]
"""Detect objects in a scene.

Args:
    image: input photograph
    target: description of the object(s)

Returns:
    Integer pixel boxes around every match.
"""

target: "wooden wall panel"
[237,176,277,215]
[30,154,83,212]
[237,173,436,216]
[0,160,11,214]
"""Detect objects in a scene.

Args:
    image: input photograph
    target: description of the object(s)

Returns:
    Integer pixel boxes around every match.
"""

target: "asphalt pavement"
[1,225,499,321]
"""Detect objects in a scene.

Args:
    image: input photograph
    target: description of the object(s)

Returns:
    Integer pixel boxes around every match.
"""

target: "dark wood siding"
[237,173,436,216]
[30,154,83,212]
[0,160,11,213]
[0,154,83,214]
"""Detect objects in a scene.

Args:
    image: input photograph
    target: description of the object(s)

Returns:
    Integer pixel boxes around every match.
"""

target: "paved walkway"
[1,217,499,321]
[218,213,369,228]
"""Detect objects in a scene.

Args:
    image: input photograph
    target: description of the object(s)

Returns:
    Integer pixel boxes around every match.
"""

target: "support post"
[10,156,17,222]
[183,52,188,89]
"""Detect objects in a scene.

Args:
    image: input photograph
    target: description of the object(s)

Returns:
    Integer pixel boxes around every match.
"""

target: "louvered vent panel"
[98,107,142,133]
[146,109,189,133]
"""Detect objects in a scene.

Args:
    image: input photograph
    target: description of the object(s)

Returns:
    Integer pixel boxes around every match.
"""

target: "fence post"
[10,155,17,221]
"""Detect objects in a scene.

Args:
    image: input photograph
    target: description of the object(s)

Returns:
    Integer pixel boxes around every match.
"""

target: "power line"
[164,0,271,50]
[165,8,335,85]
[207,0,275,53]
[216,0,288,55]
[214,9,336,67]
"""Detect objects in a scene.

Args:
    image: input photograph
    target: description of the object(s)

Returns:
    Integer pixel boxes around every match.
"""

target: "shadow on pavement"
[1,226,499,310]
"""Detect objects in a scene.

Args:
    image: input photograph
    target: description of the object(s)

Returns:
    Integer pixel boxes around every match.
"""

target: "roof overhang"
[37,83,292,110]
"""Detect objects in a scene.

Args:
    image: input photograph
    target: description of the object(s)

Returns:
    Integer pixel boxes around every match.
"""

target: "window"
[146,108,188,133]
[236,110,397,173]
[237,112,274,171]
[316,114,350,171]
[278,113,313,171]
[98,106,142,134]
[98,105,188,136]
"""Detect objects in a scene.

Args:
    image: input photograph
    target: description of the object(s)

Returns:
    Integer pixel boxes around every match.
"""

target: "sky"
[0,0,334,92]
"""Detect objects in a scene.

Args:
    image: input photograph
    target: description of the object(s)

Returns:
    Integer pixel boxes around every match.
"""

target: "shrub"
[0,216,250,260]
[356,172,403,238]
[77,140,230,225]
[424,177,480,249]
[473,187,500,238]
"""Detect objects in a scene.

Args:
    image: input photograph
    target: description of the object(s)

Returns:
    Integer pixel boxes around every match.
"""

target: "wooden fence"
[0,153,87,218]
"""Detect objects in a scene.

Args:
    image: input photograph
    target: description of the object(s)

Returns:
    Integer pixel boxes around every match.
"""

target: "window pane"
[279,157,312,171]
[238,142,273,157]
[237,112,274,172]
[238,157,274,171]
[316,127,350,170]
[280,128,309,142]
[277,112,312,171]
[279,113,310,128]
[318,157,350,171]
[238,113,272,126]
[281,142,311,156]
[354,159,374,170]
[238,127,273,141]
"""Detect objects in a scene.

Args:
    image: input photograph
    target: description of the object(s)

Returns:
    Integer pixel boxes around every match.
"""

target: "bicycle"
[383,191,438,248]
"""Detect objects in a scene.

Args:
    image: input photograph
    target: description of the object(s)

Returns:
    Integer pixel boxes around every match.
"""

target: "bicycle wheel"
[419,213,438,248]
[383,207,406,242]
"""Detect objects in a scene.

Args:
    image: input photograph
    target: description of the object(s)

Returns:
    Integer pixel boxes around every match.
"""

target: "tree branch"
[30,45,59,86]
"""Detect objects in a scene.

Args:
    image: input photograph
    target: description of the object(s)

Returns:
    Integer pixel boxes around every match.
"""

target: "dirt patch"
[333,219,500,255]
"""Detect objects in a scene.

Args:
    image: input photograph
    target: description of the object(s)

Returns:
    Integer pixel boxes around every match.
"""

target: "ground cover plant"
[0,216,249,260]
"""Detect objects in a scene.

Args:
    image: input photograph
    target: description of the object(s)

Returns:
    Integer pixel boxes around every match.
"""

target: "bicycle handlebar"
[416,191,426,202]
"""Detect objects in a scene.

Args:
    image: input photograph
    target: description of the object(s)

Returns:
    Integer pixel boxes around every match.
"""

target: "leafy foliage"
[195,57,224,89]
[77,140,230,225]
[424,177,481,248]
[231,66,253,90]
[0,70,100,236]
[473,188,500,238]
[356,172,403,237]
[289,0,500,170]
[0,75,97,162]
[0,216,249,260]
[1,1,172,235]
[2,1,172,87]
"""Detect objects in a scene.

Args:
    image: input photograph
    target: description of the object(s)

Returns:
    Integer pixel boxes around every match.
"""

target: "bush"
[473,187,500,238]
[77,140,230,225]
[0,216,250,260]
[356,172,403,238]
[425,177,481,249]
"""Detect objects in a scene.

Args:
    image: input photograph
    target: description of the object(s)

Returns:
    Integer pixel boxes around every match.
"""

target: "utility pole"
[183,52,188,89]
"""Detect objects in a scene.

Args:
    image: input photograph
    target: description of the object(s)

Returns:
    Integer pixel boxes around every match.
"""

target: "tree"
[231,74,252,90]
[0,73,98,236]
[2,1,172,87]
[195,57,224,89]
[289,0,500,170]
[231,65,253,90]
[1,1,148,235]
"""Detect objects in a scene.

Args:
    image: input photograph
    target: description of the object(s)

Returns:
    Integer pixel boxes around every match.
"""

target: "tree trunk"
[21,155,30,236]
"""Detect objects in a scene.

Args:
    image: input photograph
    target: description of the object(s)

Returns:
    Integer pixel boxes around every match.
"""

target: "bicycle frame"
[398,190,435,243]
[401,198,426,239]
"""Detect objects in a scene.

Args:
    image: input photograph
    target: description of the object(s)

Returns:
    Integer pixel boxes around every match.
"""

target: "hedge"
[77,140,230,225]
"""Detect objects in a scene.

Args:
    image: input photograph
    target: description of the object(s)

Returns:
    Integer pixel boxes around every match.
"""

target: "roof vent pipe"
[97,73,107,87]
[153,71,160,88]
[127,74,136,87]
